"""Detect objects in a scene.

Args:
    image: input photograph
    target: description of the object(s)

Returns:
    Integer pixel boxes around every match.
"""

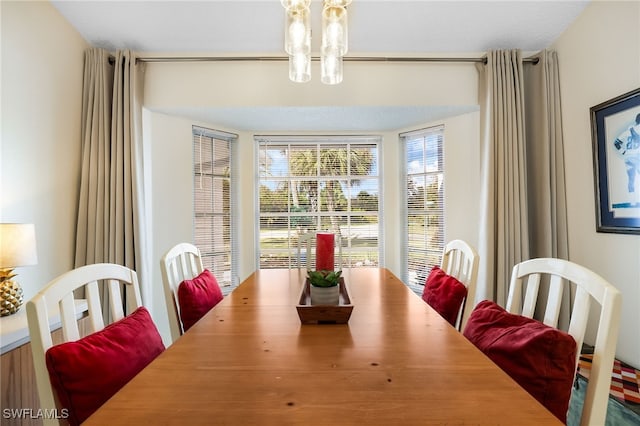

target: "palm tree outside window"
[257,136,381,269]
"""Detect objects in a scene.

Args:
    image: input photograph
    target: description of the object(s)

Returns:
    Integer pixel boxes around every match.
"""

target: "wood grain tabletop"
[83,268,561,425]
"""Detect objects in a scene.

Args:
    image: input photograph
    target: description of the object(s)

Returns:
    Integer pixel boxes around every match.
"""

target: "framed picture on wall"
[591,87,640,234]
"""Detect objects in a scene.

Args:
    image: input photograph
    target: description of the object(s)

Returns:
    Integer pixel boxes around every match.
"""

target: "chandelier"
[281,0,352,84]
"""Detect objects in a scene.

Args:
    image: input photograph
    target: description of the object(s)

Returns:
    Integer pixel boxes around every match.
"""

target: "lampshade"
[0,223,38,268]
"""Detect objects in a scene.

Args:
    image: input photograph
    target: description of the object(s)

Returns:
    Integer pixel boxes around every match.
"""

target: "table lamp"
[0,223,38,316]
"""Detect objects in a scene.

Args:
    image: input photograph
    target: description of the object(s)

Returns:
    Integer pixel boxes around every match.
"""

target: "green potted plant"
[307,270,342,305]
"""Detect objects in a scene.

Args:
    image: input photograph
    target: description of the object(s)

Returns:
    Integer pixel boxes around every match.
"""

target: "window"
[402,126,445,294]
[193,126,238,291]
[257,136,381,269]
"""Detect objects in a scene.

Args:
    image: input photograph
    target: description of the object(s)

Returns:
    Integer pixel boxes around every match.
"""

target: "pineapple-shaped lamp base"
[0,268,24,316]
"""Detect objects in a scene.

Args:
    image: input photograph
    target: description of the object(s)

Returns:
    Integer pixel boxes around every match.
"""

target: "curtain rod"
[135,55,539,65]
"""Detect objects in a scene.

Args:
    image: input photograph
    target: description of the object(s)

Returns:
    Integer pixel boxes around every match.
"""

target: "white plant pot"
[310,284,340,305]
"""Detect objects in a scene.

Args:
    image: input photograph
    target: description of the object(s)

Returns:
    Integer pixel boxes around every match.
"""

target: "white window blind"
[193,126,238,291]
[401,125,445,295]
[256,136,382,269]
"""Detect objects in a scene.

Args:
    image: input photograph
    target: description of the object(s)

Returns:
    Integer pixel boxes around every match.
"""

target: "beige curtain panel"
[476,49,569,322]
[524,50,571,327]
[75,48,149,310]
[477,49,530,307]
[524,50,569,262]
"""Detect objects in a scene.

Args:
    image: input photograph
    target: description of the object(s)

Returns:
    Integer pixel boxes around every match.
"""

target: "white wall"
[143,60,478,108]
[443,112,481,248]
[554,0,640,366]
[144,62,481,343]
[1,1,87,300]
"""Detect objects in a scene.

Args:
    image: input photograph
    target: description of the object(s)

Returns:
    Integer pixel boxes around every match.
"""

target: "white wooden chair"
[506,258,622,426]
[440,239,479,330]
[26,263,142,426]
[160,242,204,342]
[296,232,314,270]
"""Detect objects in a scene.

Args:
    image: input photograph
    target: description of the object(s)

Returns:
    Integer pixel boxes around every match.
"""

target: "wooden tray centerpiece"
[296,271,353,324]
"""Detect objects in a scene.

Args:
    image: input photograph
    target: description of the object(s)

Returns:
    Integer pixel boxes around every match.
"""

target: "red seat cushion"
[463,300,577,423]
[422,266,468,326]
[45,306,165,426]
[177,269,224,331]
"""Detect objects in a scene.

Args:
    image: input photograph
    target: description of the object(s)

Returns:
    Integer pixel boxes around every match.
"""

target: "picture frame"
[590,88,640,234]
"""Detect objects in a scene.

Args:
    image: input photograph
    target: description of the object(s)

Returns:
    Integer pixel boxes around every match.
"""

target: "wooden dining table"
[84,268,561,425]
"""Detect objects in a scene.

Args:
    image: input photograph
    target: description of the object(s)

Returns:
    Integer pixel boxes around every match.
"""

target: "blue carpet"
[567,376,640,425]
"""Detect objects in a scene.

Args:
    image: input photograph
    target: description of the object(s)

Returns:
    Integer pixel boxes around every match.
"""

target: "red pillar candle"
[315,232,335,271]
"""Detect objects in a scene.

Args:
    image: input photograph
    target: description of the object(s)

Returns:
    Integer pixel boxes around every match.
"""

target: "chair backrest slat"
[126,271,143,312]
[543,274,564,327]
[568,287,591,365]
[522,274,540,317]
[59,294,80,342]
[108,278,125,321]
[85,280,104,333]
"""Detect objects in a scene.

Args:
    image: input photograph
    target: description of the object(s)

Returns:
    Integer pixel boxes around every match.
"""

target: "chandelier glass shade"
[281,0,352,84]
[289,52,311,83]
[285,7,311,55]
[320,50,343,85]
[285,6,312,82]
[321,6,347,56]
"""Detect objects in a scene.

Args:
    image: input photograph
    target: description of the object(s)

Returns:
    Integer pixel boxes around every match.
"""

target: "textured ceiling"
[51,0,590,54]
[51,0,590,131]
